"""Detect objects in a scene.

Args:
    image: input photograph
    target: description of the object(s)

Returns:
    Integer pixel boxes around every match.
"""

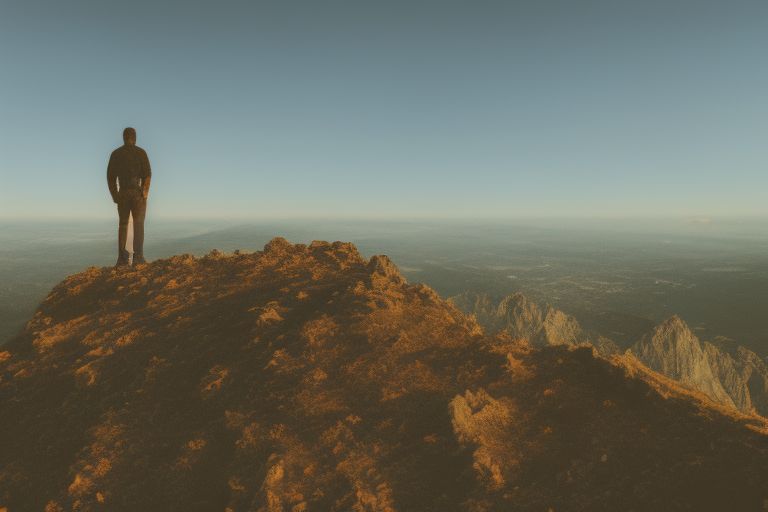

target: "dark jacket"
[107,145,152,202]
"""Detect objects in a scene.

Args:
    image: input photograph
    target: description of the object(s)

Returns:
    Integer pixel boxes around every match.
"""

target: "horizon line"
[3,213,768,222]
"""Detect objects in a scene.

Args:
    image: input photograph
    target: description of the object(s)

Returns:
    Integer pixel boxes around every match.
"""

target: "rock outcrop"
[704,342,768,416]
[629,316,735,407]
[1,239,767,511]
[629,316,768,417]
[451,291,619,356]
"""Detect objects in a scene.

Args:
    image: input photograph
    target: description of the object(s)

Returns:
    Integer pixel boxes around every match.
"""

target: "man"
[107,127,152,267]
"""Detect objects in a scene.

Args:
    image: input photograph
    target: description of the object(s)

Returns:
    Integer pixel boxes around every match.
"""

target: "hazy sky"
[1,0,767,219]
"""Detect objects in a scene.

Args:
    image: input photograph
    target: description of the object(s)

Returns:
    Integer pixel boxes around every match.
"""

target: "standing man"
[107,127,152,267]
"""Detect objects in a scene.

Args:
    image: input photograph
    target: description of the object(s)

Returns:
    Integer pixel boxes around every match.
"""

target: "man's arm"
[107,152,119,203]
[140,148,152,199]
[142,176,151,200]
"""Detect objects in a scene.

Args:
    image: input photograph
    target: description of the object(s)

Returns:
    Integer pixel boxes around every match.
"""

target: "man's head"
[123,127,137,146]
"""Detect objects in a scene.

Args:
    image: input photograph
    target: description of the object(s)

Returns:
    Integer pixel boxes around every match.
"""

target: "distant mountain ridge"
[450,291,619,356]
[629,316,735,407]
[1,239,768,511]
[630,316,768,417]
[451,291,768,418]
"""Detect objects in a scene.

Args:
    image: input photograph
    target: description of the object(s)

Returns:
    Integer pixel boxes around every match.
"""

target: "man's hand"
[141,176,151,201]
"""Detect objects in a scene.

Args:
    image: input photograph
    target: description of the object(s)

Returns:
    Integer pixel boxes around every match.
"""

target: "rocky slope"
[1,239,768,511]
[455,292,768,419]
[629,316,768,417]
[450,292,619,356]
[707,343,768,415]
[628,316,735,408]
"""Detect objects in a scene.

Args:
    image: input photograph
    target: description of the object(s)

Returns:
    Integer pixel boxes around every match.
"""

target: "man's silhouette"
[107,127,152,267]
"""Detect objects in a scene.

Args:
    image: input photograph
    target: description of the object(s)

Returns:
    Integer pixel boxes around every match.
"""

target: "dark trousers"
[117,189,147,259]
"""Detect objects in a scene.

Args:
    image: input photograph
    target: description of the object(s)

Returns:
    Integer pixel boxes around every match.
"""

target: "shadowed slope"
[1,238,767,511]
[458,340,768,511]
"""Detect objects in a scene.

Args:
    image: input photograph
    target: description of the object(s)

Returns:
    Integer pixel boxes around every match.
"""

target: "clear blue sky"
[1,0,766,219]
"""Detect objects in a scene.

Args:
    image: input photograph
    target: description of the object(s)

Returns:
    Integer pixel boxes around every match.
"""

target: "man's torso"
[111,145,149,190]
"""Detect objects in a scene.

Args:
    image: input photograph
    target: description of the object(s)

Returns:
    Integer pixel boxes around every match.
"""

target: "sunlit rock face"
[2,238,768,512]
[703,342,768,416]
[629,316,768,417]
[629,316,735,408]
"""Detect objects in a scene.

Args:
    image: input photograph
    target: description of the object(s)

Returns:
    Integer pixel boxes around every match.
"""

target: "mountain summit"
[630,315,768,417]
[2,238,768,511]
[629,315,735,407]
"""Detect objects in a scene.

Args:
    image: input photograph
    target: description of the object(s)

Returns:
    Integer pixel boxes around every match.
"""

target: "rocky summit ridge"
[1,238,768,512]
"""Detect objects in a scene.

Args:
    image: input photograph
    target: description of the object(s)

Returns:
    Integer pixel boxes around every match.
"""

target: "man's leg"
[116,200,131,266]
[131,196,147,264]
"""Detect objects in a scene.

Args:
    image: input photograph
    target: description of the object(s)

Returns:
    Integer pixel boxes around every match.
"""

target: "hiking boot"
[115,249,130,268]
[132,254,147,266]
